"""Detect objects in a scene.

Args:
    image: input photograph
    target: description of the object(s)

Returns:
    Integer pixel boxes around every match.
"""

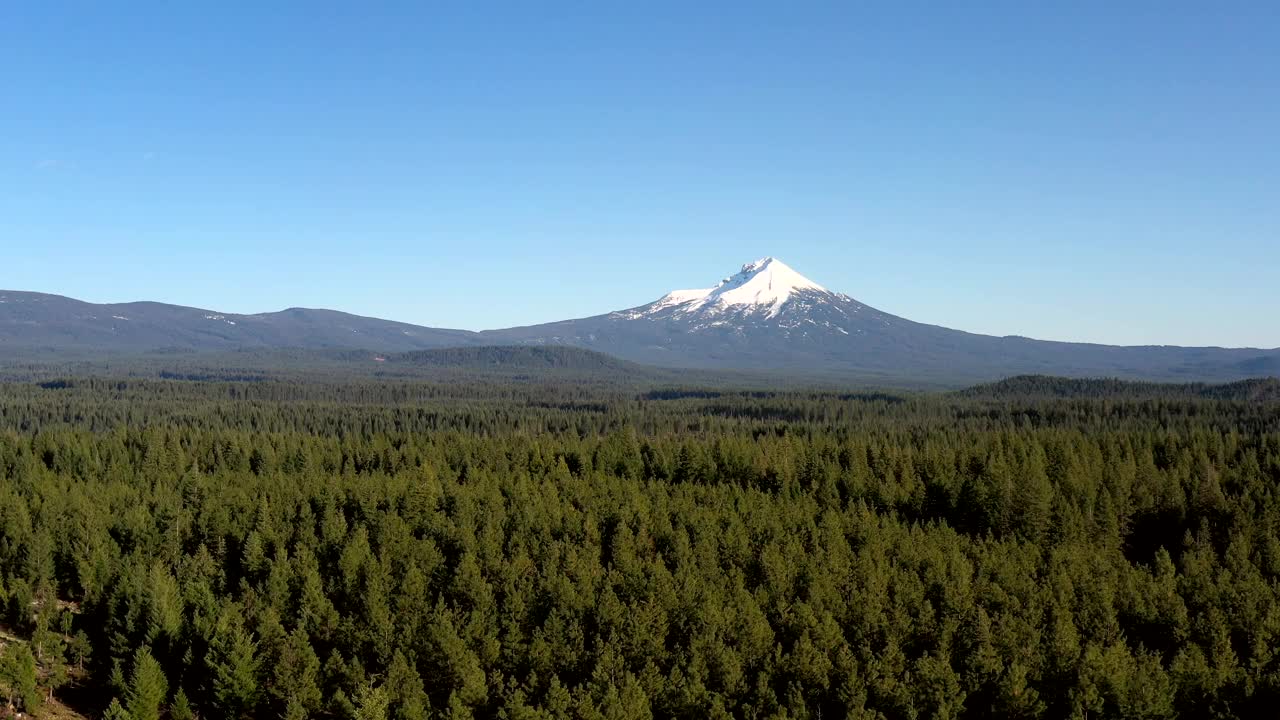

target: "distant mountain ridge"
[3,258,1278,384]
[0,290,475,355]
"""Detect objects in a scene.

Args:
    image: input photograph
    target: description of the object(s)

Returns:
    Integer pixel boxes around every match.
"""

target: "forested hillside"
[959,374,1280,402]
[1,378,1279,718]
[0,347,774,392]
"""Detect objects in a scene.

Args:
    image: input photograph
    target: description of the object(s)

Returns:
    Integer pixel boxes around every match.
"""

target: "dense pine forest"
[2,375,1280,719]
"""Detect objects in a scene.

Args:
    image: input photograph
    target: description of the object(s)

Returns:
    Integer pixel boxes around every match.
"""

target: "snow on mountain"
[7,257,1278,383]
[634,257,836,319]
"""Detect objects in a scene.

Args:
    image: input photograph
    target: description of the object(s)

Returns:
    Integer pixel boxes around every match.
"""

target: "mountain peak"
[650,257,828,317]
[721,257,825,296]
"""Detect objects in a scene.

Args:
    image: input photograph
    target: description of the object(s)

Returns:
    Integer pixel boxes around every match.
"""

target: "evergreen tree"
[271,626,322,715]
[0,642,40,713]
[387,650,429,720]
[207,612,262,716]
[102,698,134,720]
[354,682,391,720]
[171,688,196,720]
[126,646,169,720]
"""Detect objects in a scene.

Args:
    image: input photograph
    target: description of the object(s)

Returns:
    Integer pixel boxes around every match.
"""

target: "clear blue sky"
[3,2,1277,347]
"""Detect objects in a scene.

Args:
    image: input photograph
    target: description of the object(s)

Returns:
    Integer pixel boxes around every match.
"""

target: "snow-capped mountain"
[634,257,832,320]
[484,258,1280,382]
[487,257,908,365]
[607,257,877,338]
[3,258,1278,383]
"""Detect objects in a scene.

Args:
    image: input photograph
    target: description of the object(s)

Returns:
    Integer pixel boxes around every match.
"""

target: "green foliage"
[102,698,134,720]
[0,642,40,712]
[207,610,262,715]
[126,646,169,720]
[69,629,92,669]
[0,377,1279,718]
[171,688,196,720]
[354,682,391,720]
[387,650,429,720]
[269,625,323,716]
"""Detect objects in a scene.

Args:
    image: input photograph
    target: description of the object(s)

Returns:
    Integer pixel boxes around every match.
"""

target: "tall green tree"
[207,611,262,717]
[126,646,169,720]
[0,642,40,713]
